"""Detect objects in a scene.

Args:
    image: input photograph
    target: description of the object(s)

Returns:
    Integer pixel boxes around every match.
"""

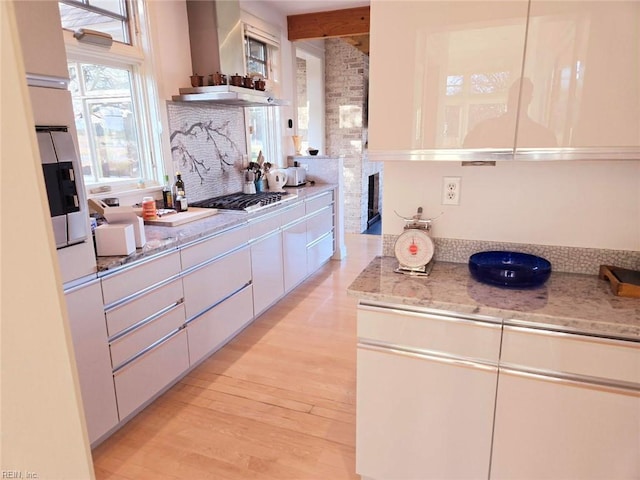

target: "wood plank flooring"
[92,233,382,480]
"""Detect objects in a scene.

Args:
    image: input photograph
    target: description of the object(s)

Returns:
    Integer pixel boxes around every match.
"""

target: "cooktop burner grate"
[190,191,296,212]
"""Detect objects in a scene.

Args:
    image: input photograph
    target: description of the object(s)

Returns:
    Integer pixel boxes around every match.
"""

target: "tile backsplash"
[383,234,640,275]
[166,102,247,202]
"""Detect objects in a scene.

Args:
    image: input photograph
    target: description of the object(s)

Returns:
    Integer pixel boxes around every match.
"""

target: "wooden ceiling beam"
[287,6,370,41]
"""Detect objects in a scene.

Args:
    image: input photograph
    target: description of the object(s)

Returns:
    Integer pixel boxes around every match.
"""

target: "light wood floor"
[93,233,382,480]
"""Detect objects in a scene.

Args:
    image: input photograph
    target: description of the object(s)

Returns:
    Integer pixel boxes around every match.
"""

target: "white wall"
[1,2,95,477]
[383,160,640,250]
[149,1,300,167]
[145,0,192,178]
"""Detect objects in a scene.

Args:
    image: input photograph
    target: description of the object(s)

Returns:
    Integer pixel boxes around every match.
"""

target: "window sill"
[87,185,163,207]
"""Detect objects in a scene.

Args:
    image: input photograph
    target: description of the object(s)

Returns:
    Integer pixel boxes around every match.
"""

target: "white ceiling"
[253,0,370,16]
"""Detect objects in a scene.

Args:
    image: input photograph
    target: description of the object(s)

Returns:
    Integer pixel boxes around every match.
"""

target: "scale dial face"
[394,228,435,268]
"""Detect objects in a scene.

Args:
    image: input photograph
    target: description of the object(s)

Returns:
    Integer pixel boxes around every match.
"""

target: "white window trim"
[61,0,165,198]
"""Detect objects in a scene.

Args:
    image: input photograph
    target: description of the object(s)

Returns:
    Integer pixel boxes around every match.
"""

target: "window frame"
[242,16,284,166]
[60,0,165,195]
[245,36,268,79]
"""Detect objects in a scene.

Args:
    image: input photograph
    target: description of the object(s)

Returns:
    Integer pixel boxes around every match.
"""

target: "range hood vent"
[172,85,288,106]
[175,0,288,107]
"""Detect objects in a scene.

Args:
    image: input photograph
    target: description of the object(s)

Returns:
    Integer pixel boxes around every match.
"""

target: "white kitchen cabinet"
[368,0,640,161]
[100,249,188,423]
[491,325,640,479]
[251,235,284,314]
[181,225,253,366]
[109,302,186,370]
[187,285,254,366]
[305,191,335,269]
[519,1,640,156]
[306,206,333,245]
[282,204,308,292]
[113,329,189,421]
[250,212,284,316]
[368,0,529,157]
[12,0,69,80]
[307,233,334,275]
[104,278,184,338]
[180,225,249,271]
[101,251,181,306]
[65,279,118,445]
[181,246,252,320]
[356,300,640,480]
[306,199,334,273]
[356,303,502,479]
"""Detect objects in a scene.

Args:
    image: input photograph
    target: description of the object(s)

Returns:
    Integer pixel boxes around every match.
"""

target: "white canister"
[267,169,288,192]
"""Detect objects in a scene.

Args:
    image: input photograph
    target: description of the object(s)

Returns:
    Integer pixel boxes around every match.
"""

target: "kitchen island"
[348,256,640,479]
[348,256,640,340]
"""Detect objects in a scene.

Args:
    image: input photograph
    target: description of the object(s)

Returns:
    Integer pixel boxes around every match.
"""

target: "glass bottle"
[174,172,188,212]
[162,174,174,209]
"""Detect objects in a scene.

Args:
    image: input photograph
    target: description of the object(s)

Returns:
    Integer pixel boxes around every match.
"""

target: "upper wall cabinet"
[367,1,640,161]
[13,1,69,81]
[519,1,639,159]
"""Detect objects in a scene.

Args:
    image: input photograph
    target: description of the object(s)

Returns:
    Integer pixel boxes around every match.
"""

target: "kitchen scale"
[394,207,439,276]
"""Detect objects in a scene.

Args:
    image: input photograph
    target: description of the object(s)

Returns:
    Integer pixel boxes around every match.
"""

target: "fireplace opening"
[367,173,381,228]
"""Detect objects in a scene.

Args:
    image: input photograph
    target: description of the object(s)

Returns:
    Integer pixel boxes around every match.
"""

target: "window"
[245,36,267,79]
[295,46,324,154]
[58,0,130,44]
[247,107,281,165]
[68,62,143,181]
[59,0,163,193]
[242,18,283,164]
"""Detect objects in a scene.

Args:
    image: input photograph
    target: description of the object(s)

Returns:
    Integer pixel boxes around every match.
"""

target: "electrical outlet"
[442,176,461,205]
[300,163,309,171]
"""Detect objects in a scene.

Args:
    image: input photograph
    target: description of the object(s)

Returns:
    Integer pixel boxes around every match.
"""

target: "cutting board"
[599,265,640,298]
[143,207,218,227]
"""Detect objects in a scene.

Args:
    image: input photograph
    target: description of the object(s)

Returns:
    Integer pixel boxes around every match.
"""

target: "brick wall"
[325,38,382,233]
[296,57,309,145]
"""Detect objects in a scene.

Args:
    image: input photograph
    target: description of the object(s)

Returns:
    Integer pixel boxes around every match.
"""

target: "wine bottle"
[174,172,188,212]
[162,174,174,209]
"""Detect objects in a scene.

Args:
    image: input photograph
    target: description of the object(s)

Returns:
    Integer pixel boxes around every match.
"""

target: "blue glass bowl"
[468,251,552,288]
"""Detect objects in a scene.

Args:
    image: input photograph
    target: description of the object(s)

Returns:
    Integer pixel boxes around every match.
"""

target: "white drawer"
[280,202,305,226]
[249,211,281,240]
[105,279,183,338]
[110,303,185,370]
[501,325,640,385]
[187,285,254,366]
[357,305,502,363]
[305,191,333,215]
[306,206,333,244]
[101,251,181,306]
[181,225,249,271]
[182,247,251,319]
[307,232,334,273]
[114,329,189,420]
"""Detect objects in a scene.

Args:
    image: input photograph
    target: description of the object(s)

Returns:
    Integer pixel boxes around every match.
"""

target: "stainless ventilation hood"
[173,0,288,107]
[172,85,288,106]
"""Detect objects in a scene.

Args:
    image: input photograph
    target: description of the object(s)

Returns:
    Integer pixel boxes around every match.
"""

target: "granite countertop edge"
[96,184,335,275]
[347,256,640,342]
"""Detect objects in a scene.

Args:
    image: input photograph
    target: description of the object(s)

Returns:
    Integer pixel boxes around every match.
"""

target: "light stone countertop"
[96,184,335,274]
[347,256,640,342]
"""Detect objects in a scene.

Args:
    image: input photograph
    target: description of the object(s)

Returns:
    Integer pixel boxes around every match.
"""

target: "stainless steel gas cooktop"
[189,191,298,213]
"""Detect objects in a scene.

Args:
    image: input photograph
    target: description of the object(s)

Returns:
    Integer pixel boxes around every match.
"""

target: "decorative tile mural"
[166,102,247,202]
